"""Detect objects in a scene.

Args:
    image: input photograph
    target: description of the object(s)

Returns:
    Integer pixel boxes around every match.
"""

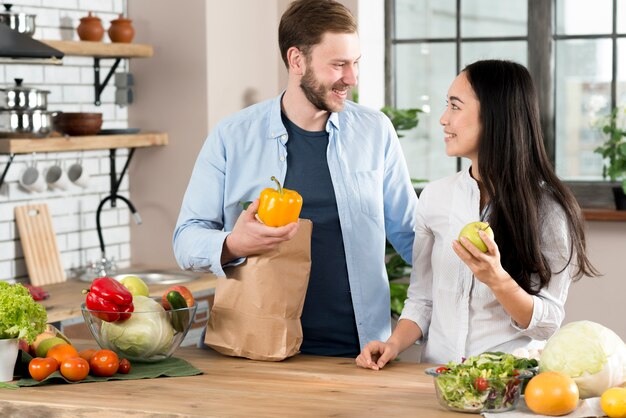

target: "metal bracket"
[94,57,122,106]
[108,147,135,207]
[0,153,15,191]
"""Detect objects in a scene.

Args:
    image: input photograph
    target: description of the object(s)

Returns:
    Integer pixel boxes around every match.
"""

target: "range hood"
[0,24,63,65]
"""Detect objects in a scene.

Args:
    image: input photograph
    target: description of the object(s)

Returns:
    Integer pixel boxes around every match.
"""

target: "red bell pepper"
[84,277,134,322]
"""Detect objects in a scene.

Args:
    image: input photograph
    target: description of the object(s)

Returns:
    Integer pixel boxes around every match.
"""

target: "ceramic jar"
[108,14,134,43]
[77,11,104,42]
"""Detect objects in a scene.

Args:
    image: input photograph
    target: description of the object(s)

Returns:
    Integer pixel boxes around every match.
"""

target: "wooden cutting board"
[15,203,66,286]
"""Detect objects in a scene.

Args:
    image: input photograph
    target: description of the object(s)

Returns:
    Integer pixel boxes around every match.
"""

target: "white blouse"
[400,168,574,364]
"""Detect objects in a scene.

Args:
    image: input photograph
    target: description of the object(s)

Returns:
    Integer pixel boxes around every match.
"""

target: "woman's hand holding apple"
[452,229,510,290]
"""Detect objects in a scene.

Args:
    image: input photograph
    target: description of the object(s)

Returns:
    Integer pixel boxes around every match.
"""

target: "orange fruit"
[525,371,579,416]
[601,387,626,418]
[46,343,79,366]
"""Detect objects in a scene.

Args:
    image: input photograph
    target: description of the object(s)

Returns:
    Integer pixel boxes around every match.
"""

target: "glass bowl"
[81,301,198,363]
[425,367,534,413]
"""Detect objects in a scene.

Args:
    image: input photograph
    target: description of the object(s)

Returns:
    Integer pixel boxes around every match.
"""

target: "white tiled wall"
[0,0,134,284]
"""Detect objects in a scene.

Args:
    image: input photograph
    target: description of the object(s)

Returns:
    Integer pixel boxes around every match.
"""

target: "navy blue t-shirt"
[281,113,360,357]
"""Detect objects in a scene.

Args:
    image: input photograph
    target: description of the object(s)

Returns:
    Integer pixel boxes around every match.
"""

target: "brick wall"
[0,0,133,283]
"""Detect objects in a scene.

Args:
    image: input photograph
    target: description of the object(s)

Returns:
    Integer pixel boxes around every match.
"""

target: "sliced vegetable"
[431,352,537,412]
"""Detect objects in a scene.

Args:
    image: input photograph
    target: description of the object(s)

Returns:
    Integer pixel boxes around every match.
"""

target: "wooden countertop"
[40,274,217,323]
[0,345,455,417]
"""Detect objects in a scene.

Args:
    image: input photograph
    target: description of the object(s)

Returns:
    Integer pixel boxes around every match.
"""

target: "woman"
[356,60,597,369]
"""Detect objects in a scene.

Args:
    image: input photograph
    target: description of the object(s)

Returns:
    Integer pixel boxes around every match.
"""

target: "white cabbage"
[539,321,626,398]
[101,296,174,358]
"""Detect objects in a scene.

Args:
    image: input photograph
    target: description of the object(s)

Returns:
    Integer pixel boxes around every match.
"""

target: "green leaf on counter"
[12,351,202,387]
[0,382,18,389]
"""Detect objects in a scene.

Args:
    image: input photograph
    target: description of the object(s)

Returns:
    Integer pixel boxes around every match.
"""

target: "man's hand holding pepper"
[221,199,299,264]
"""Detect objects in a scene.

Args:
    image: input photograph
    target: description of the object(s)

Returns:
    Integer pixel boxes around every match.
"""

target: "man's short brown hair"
[279,0,357,68]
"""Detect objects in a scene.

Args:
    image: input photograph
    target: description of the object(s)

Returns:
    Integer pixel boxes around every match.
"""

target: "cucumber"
[167,290,189,332]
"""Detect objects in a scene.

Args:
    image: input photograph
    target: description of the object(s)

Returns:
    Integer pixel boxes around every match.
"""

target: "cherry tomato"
[90,349,119,377]
[435,366,449,374]
[78,348,97,363]
[118,358,131,374]
[28,357,59,381]
[60,357,90,381]
[474,377,489,391]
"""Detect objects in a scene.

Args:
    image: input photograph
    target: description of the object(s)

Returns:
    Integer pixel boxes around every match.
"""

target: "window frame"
[385,0,625,208]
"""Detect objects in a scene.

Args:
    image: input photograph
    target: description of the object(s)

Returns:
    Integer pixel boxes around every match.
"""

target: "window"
[388,0,626,205]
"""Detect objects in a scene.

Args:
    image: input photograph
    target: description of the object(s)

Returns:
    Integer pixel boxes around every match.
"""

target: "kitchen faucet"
[90,193,142,277]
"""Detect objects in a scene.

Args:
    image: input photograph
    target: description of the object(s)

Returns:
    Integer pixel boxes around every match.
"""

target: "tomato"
[118,358,131,374]
[78,348,97,363]
[525,371,579,416]
[90,349,119,377]
[601,387,626,418]
[435,366,449,374]
[60,357,90,382]
[474,377,489,391]
[28,357,59,381]
[46,343,79,366]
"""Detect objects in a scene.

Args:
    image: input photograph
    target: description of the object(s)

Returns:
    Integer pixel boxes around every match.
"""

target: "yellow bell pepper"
[257,176,303,227]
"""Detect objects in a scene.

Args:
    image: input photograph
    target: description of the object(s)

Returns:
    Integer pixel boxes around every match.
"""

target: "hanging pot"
[0,4,36,37]
[0,109,55,138]
[0,338,19,382]
[0,78,50,110]
[612,186,626,211]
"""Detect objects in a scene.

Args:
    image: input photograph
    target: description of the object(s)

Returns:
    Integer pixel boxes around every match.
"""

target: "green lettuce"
[0,282,47,343]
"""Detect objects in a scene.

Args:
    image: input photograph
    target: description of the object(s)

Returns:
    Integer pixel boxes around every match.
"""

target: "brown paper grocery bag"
[204,219,312,361]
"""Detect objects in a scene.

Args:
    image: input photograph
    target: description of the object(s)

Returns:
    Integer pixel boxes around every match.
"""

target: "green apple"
[458,221,494,253]
[120,275,150,297]
[35,336,67,358]
[30,324,71,356]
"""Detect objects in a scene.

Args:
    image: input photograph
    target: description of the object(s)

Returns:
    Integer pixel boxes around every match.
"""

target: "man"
[173,0,417,357]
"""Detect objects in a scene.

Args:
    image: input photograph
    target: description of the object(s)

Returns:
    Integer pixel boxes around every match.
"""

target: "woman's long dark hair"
[464,60,598,294]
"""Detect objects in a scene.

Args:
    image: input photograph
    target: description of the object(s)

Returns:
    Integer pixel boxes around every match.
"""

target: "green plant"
[380,106,422,138]
[594,107,626,193]
[386,241,411,317]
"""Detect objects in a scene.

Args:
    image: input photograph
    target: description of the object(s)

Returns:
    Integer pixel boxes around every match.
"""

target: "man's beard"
[300,68,348,113]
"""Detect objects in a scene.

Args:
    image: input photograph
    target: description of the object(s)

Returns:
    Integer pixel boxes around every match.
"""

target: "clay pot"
[77,11,104,42]
[108,14,134,43]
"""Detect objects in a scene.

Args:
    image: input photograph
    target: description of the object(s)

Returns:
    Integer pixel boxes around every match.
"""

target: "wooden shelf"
[41,40,153,58]
[0,132,168,154]
[583,208,626,221]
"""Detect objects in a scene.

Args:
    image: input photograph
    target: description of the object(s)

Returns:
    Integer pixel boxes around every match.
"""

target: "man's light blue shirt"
[173,93,418,348]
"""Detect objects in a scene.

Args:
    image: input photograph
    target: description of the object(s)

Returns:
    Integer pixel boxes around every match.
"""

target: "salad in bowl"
[425,352,538,413]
